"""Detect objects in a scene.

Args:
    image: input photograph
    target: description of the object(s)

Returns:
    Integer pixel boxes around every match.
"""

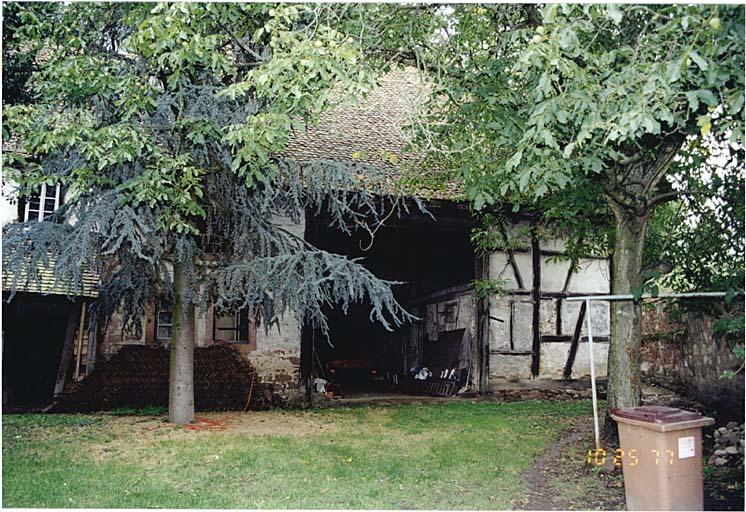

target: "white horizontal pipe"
[566,292,728,302]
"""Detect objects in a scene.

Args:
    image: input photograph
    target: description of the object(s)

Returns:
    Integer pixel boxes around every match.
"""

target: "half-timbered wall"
[486,227,611,388]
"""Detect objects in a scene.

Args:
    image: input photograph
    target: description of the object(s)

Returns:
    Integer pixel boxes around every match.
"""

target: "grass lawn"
[3,400,595,509]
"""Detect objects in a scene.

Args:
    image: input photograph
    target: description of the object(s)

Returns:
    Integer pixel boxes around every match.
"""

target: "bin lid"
[611,405,704,424]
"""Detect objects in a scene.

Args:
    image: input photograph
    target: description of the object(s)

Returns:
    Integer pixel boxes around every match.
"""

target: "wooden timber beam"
[563,300,587,380]
[530,228,541,377]
[54,300,83,397]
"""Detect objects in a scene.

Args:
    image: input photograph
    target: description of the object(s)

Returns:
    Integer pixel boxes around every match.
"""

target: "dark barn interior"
[2,293,77,408]
[302,199,476,396]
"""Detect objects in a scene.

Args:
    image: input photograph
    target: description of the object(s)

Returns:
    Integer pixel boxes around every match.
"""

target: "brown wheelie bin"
[611,405,714,511]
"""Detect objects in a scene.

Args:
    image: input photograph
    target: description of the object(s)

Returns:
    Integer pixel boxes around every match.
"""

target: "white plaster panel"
[540,256,573,293]
[505,220,532,248]
[256,313,302,353]
[561,300,610,337]
[488,354,533,380]
[250,215,305,353]
[511,299,534,352]
[488,297,511,351]
[488,251,532,291]
[566,258,611,294]
[539,298,558,335]
[512,253,533,290]
[539,342,609,379]
[195,307,207,348]
[0,187,17,226]
[488,252,513,287]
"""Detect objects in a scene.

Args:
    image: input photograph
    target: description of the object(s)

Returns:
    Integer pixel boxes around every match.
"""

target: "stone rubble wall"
[708,422,745,468]
[640,304,744,422]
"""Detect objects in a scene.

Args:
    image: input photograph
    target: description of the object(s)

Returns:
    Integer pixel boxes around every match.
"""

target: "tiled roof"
[2,255,99,298]
[3,67,463,201]
[284,67,463,201]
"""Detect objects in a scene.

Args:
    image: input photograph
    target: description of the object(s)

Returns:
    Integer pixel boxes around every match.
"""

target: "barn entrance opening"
[2,293,76,408]
[302,200,476,398]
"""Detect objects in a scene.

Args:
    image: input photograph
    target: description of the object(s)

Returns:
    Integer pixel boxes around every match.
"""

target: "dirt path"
[519,429,587,510]
[516,422,626,511]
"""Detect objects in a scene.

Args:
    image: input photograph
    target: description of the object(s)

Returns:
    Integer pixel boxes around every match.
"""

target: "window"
[213,308,253,344]
[156,304,173,341]
[442,301,459,324]
[22,183,61,222]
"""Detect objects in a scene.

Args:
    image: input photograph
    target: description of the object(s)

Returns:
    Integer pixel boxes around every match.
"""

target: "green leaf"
[728,93,744,116]
[696,89,718,107]
[505,150,523,171]
[474,192,486,211]
[685,91,699,111]
[688,50,708,71]
[725,289,736,305]
[697,114,712,136]
[668,59,683,83]
[606,4,623,24]
[631,285,644,302]
[518,170,532,191]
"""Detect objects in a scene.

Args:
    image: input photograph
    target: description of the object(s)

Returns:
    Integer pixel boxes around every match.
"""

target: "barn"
[1,68,611,409]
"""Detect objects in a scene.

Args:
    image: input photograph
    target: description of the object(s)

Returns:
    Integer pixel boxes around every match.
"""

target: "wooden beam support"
[530,229,541,377]
[474,252,490,392]
[73,302,87,381]
[54,300,82,398]
[85,308,97,377]
[563,300,587,380]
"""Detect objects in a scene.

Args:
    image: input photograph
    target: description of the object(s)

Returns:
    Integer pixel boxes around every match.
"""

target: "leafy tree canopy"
[2,2,417,338]
[380,3,744,424]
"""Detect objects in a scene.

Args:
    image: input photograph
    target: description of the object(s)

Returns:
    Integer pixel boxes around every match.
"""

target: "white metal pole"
[586,298,601,451]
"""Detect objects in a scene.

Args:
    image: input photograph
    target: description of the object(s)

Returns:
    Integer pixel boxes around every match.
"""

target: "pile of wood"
[54,344,262,412]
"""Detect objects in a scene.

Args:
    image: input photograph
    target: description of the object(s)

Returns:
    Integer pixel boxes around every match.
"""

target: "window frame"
[212,308,252,344]
[155,303,173,342]
[22,183,62,222]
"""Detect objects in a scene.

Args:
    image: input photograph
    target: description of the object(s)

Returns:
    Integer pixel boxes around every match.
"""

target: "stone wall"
[640,304,744,422]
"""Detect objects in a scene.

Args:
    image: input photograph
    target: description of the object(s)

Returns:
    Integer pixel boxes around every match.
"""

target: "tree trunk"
[168,260,195,425]
[604,201,649,439]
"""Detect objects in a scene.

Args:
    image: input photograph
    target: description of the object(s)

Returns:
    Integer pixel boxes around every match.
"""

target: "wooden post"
[54,300,82,397]
[73,302,87,380]
[85,309,97,377]
[563,300,587,380]
[476,252,490,392]
[530,229,541,377]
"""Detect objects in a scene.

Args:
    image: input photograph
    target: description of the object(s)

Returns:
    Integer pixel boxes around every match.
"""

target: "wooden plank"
[54,300,82,397]
[563,300,587,380]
